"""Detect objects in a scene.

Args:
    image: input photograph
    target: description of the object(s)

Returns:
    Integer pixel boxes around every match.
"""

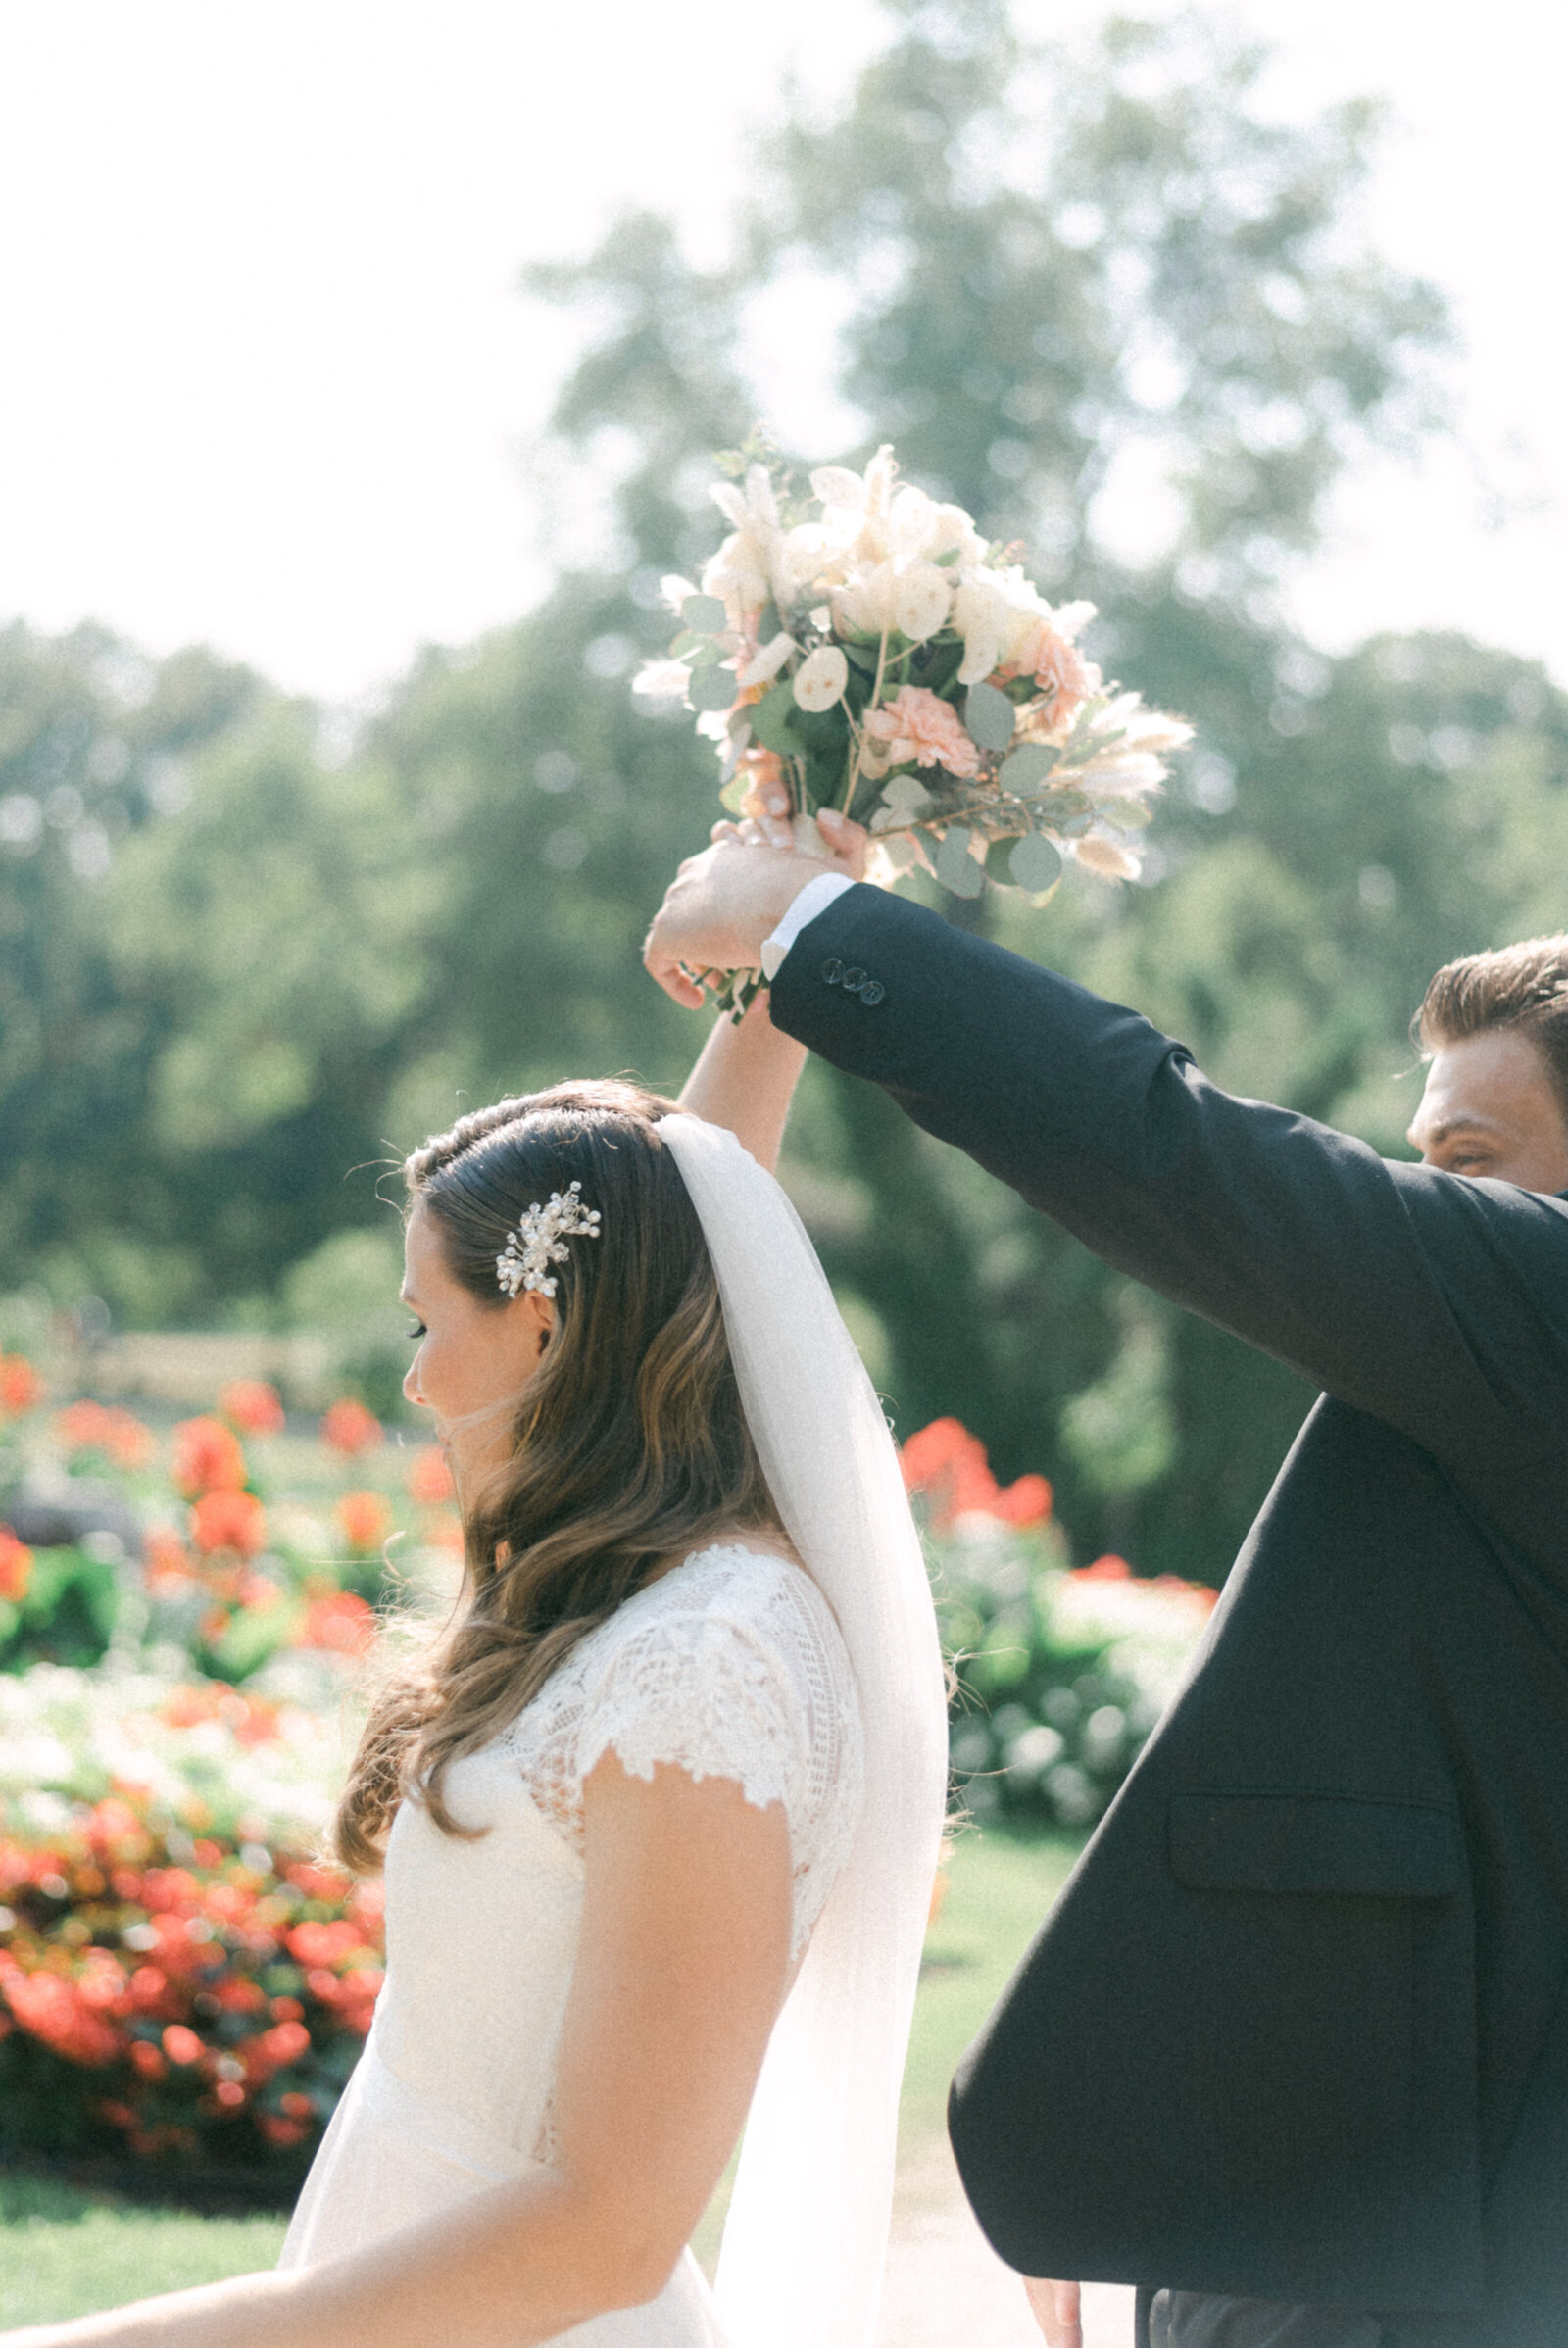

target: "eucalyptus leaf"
[935,825,985,899]
[881,775,932,814]
[749,682,805,755]
[681,594,729,634]
[719,772,749,816]
[668,632,705,659]
[689,664,739,713]
[964,682,1015,754]
[999,744,1058,791]
[1008,833,1063,894]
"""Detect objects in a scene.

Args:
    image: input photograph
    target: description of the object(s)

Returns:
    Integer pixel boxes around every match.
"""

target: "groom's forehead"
[1409,1029,1559,1140]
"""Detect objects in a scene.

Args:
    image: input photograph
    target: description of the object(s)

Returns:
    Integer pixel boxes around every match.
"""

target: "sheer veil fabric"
[660,1115,950,2348]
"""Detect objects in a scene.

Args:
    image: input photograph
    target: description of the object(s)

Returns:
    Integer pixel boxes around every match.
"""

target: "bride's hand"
[1023,2277,1082,2348]
[644,809,866,1009]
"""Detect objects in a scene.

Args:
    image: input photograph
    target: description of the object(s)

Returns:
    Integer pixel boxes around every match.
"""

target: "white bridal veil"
[659,1114,950,2348]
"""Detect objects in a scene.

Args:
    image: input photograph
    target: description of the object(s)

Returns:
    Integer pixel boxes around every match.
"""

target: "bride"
[5,1078,947,2348]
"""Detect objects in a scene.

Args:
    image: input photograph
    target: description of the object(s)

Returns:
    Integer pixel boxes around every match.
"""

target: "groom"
[644,826,1568,2348]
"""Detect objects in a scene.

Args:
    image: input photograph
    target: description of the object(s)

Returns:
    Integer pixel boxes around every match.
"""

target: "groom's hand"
[643,808,866,1009]
[1023,2277,1082,2348]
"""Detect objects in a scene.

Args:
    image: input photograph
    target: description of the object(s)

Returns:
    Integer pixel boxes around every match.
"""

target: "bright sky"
[2,0,1567,705]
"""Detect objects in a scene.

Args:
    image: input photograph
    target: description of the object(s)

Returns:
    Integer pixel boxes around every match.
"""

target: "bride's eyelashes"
[407,1321,428,1341]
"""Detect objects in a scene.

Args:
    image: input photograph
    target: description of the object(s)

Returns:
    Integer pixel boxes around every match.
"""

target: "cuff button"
[841,966,867,993]
[859,979,886,1006]
[821,957,844,985]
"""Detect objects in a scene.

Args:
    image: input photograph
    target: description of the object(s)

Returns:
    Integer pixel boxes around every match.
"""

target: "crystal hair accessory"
[495,1181,603,1299]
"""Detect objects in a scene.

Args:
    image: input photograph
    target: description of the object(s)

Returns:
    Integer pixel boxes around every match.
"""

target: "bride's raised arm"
[677,991,808,1177]
[673,810,864,1174]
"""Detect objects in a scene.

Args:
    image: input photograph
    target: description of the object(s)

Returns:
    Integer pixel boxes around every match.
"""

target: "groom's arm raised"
[646,843,1568,1481]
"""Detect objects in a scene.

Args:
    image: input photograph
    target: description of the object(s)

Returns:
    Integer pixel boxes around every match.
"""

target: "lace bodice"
[496,1542,864,1959]
[280,1541,867,2328]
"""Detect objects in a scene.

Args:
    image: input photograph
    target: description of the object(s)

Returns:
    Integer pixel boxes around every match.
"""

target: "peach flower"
[863,686,982,779]
[1001,620,1094,730]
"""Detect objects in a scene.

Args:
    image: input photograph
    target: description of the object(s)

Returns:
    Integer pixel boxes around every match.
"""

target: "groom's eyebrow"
[1409,1113,1504,1147]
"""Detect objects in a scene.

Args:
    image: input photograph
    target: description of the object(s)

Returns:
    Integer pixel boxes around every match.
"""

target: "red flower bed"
[0,1799,383,2177]
[900,1415,1054,1531]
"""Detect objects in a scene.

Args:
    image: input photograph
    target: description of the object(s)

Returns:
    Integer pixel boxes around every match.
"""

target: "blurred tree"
[0,625,271,1317]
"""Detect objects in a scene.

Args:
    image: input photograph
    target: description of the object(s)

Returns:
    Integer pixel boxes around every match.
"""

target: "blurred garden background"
[2,0,1566,2331]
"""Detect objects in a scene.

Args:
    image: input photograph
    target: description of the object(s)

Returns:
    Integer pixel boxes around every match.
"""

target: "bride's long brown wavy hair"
[332,1080,784,1873]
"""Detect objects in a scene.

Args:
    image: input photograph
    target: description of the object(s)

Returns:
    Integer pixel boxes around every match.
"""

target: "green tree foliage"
[4,7,1566,1586]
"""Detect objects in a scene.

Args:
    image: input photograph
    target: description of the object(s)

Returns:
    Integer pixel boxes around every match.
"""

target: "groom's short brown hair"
[1415,933,1568,1120]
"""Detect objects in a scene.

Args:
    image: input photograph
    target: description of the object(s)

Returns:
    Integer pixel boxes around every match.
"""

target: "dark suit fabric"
[769,886,1568,2341]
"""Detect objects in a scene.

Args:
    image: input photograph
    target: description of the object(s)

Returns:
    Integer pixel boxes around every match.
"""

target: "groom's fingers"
[1022,2277,1082,2348]
[814,806,869,878]
[643,910,710,1008]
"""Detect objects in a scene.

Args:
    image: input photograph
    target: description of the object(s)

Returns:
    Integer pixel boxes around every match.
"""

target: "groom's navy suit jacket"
[770,886,1568,2342]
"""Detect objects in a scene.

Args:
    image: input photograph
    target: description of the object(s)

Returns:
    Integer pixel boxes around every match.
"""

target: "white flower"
[702,535,771,625]
[660,574,698,614]
[1083,752,1168,799]
[1050,599,1098,643]
[632,659,692,704]
[887,485,939,562]
[833,561,899,638]
[772,523,832,602]
[1096,692,1194,753]
[710,464,780,535]
[794,645,850,712]
[927,503,989,566]
[894,562,953,643]
[952,570,1011,684]
[739,632,797,689]
[1070,831,1142,880]
[810,445,898,563]
[810,464,869,513]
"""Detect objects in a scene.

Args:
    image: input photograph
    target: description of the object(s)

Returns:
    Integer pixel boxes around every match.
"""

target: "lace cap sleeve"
[575,1585,807,1822]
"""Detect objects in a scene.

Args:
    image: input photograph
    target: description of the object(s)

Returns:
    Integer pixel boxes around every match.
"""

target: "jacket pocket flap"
[1170,1790,1459,1897]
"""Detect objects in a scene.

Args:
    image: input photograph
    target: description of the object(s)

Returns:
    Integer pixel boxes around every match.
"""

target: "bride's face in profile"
[401,1200,555,1490]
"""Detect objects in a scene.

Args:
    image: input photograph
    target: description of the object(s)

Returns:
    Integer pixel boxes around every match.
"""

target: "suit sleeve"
[769,884,1568,1475]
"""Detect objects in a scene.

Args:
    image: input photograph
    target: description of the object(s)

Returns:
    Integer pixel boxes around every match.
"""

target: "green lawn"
[0,2174,290,2328]
[0,1827,1079,2324]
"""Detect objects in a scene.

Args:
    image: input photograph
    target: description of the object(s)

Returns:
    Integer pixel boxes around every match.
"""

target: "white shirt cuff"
[760,872,856,982]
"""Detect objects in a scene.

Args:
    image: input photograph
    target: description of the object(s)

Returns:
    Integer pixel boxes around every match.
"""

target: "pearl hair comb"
[495,1180,603,1299]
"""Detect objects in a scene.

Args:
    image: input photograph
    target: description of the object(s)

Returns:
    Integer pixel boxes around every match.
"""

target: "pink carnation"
[864,686,982,778]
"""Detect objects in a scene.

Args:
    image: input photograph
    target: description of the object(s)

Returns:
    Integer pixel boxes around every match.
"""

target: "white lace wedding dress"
[278,1543,865,2346]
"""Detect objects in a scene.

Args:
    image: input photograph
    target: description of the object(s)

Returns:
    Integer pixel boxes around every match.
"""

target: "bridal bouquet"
[634,441,1192,1013]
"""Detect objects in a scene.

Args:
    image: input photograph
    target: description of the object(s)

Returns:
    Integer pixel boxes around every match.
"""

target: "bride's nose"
[404,1355,427,1409]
